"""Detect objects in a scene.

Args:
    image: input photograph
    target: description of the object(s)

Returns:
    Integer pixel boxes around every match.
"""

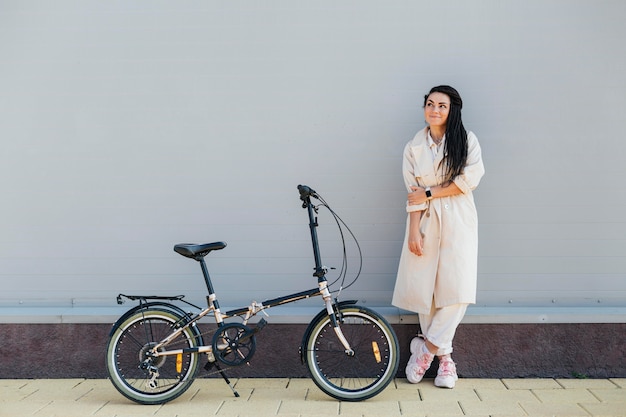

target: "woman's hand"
[408,211,424,256]
[408,186,428,206]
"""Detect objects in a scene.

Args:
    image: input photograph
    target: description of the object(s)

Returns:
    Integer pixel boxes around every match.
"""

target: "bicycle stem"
[303,194,326,281]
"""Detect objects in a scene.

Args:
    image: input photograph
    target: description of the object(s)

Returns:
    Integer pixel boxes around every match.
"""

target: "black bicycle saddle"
[174,242,227,259]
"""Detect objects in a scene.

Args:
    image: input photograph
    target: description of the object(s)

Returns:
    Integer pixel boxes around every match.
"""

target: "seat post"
[198,258,219,308]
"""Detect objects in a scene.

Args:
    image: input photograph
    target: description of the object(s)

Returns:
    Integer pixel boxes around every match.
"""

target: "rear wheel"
[303,305,399,401]
[105,308,200,404]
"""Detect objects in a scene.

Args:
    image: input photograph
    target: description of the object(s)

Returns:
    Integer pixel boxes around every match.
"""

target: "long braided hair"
[424,85,468,184]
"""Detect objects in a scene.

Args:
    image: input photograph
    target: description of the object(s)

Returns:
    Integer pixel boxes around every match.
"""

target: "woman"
[392,85,485,388]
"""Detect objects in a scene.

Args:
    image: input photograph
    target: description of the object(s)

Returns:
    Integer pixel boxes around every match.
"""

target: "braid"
[425,85,468,184]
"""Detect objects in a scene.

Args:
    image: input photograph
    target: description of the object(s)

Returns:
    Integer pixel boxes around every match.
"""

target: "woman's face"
[424,92,450,129]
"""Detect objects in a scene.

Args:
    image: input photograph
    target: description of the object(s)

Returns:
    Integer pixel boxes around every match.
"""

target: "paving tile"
[33,399,111,417]
[609,378,626,388]
[459,400,527,416]
[0,379,30,387]
[195,386,254,402]
[340,399,401,416]
[0,378,39,401]
[63,380,121,404]
[0,386,36,402]
[580,402,626,417]
[278,399,339,415]
[395,377,422,391]
[304,387,339,402]
[502,378,562,390]
[14,379,89,402]
[455,378,508,390]
[532,388,600,404]
[285,378,316,390]
[418,387,481,403]
[474,388,539,403]
[298,379,402,402]
[94,402,165,417]
[251,387,307,401]
[191,378,249,400]
[519,402,590,417]
[158,394,224,415]
[0,400,52,416]
[392,386,415,401]
[588,388,626,402]
[76,382,126,404]
[218,398,281,416]
[282,411,336,417]
[399,399,463,416]
[399,377,507,391]
[79,378,176,406]
[362,384,406,402]
[20,378,87,390]
[556,378,620,389]
[234,378,290,389]
[283,415,338,417]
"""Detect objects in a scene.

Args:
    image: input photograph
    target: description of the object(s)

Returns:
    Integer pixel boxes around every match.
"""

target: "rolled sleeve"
[406,202,427,213]
[402,142,427,212]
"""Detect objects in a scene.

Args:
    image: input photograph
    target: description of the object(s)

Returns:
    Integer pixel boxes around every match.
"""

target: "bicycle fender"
[109,302,203,345]
[298,300,358,364]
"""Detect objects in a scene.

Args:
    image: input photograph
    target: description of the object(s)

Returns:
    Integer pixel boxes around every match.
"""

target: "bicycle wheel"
[105,308,201,404]
[303,305,399,401]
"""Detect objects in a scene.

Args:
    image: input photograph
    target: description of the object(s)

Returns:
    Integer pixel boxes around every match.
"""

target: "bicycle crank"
[211,319,266,366]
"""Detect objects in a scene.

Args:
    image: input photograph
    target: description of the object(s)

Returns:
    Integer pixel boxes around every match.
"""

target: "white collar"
[427,130,445,148]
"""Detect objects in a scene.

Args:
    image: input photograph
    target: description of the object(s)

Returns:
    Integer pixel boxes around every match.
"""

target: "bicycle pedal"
[254,318,267,333]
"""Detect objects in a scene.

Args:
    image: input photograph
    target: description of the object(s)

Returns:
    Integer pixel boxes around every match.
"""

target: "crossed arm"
[407,182,463,206]
[406,182,463,256]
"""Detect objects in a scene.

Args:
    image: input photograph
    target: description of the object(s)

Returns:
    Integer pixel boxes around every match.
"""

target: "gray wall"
[1,1,625,321]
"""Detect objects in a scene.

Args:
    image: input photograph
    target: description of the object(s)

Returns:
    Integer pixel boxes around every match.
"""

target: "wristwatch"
[424,187,433,200]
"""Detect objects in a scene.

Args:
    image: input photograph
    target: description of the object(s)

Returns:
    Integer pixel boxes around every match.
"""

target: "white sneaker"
[405,337,434,384]
[434,355,458,388]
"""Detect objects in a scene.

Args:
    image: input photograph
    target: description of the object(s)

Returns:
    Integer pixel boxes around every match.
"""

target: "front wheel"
[303,305,399,401]
[105,308,201,404]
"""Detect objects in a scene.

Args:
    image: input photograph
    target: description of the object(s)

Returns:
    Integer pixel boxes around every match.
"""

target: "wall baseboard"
[1,323,624,379]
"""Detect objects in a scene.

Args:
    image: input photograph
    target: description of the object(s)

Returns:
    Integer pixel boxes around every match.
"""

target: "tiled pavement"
[1,378,625,417]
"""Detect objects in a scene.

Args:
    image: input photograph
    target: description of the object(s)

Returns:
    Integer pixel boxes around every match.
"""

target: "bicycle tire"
[105,308,201,404]
[303,305,399,401]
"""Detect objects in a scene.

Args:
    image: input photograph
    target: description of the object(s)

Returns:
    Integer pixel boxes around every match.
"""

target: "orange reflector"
[176,353,183,373]
[372,341,381,363]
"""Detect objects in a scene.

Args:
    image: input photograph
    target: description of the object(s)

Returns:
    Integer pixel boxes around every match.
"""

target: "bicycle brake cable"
[313,192,363,292]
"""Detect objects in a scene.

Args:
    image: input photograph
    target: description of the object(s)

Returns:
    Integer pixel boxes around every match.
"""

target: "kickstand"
[205,361,240,398]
